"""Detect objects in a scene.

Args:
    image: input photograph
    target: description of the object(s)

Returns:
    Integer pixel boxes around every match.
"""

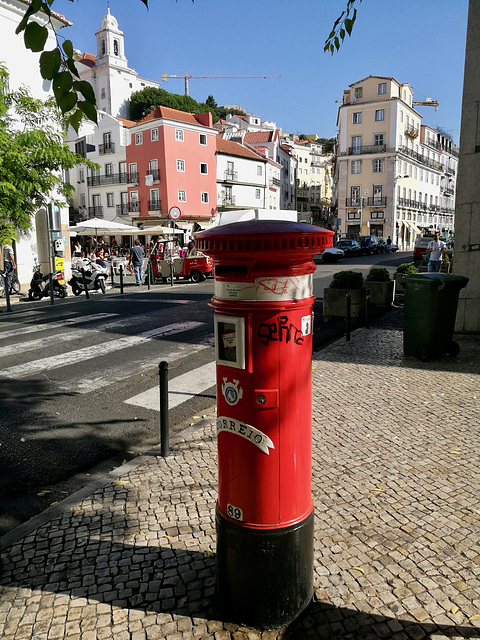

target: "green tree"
[128,86,217,121]
[0,64,95,243]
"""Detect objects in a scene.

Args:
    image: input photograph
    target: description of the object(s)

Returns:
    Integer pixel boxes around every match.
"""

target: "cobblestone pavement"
[1,309,479,639]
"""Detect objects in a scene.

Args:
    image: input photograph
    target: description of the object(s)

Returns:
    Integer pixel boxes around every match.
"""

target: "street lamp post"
[393,174,409,248]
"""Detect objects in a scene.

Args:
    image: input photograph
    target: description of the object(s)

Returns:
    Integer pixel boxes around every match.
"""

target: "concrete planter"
[366,280,395,307]
[323,287,366,319]
[393,272,411,293]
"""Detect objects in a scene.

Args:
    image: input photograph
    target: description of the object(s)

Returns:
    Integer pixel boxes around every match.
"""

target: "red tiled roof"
[244,131,274,144]
[79,53,96,68]
[216,136,266,161]
[116,117,137,128]
[137,105,202,126]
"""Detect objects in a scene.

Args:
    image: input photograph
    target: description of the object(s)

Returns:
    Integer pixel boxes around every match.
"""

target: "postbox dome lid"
[195,220,333,263]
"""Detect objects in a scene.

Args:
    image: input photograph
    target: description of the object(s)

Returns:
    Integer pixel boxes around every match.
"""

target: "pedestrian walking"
[426,231,446,272]
[129,239,144,285]
[2,241,16,273]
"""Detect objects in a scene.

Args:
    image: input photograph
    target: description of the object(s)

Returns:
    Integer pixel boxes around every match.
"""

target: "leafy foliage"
[366,267,391,282]
[329,270,364,290]
[395,263,417,275]
[128,86,217,121]
[324,0,362,55]
[0,65,96,240]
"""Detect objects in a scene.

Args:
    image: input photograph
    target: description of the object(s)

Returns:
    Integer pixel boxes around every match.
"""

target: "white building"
[74,8,160,119]
[0,0,72,288]
[67,112,136,225]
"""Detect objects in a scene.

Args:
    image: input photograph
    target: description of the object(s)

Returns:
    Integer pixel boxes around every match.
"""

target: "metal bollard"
[119,265,124,294]
[110,264,115,288]
[345,293,351,341]
[81,268,90,300]
[49,273,55,305]
[365,287,370,329]
[159,361,169,457]
[147,261,151,290]
[170,261,174,287]
[4,273,12,312]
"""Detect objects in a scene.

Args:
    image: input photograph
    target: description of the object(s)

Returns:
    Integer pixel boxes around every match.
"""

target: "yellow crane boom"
[161,71,281,96]
[413,98,439,111]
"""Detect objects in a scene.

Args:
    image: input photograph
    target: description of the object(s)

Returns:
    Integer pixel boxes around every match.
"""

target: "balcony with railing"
[148,200,161,212]
[348,144,386,155]
[399,145,442,170]
[116,202,140,215]
[87,172,131,187]
[366,197,387,207]
[146,170,160,182]
[345,198,364,208]
[269,177,281,188]
[220,195,236,206]
[224,170,238,182]
[405,125,419,139]
[87,206,104,217]
[425,138,442,151]
[99,142,115,155]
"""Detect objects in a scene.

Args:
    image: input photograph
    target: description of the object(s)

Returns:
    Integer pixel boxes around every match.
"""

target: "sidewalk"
[1,310,479,639]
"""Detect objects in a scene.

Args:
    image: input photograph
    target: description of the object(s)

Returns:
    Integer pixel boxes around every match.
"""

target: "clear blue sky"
[53,0,469,143]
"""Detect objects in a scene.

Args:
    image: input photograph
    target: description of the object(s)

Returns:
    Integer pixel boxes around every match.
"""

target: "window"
[350,186,361,204]
[79,169,84,182]
[414,167,418,179]
[255,189,261,199]
[375,109,384,121]
[399,135,403,148]
[351,136,362,154]
[354,87,362,99]
[129,163,138,183]
[80,194,86,207]
[351,160,361,174]
[201,192,209,203]
[199,133,207,145]
[257,165,263,176]
[101,88,106,99]
[176,159,185,172]
[135,132,143,145]
[373,158,384,173]
[105,163,113,176]
[353,112,362,124]
[150,189,159,206]
[175,129,184,141]
[107,193,114,207]
[374,134,384,146]
[178,190,186,202]
[378,82,387,95]
[200,163,208,174]
[151,128,159,142]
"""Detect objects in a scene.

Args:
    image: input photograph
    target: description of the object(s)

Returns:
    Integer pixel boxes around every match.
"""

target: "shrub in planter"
[324,270,365,319]
[366,267,394,307]
[329,270,364,290]
[394,262,416,293]
[366,267,391,282]
[395,263,417,275]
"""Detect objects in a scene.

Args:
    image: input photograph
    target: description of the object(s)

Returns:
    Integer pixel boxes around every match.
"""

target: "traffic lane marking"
[124,360,217,411]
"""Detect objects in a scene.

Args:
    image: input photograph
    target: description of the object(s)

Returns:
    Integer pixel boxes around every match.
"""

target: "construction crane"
[161,71,281,96]
[413,98,439,111]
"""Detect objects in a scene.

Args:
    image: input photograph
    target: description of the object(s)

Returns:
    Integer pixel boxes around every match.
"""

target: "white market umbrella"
[69,218,139,236]
[140,225,183,235]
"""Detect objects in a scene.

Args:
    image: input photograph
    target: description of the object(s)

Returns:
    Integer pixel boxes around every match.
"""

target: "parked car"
[334,239,361,257]
[377,237,388,253]
[322,247,344,263]
[387,242,399,252]
[359,235,380,255]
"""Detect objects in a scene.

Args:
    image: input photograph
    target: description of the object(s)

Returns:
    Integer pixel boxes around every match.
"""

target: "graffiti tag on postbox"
[217,417,274,455]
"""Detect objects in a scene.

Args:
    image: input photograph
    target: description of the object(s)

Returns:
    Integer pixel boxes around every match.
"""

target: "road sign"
[169,206,181,221]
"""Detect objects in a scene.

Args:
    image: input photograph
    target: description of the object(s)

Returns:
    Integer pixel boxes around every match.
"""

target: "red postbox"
[196,220,333,628]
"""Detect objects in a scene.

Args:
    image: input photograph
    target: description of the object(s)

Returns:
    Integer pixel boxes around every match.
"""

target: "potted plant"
[365,267,394,307]
[394,262,417,293]
[323,270,366,320]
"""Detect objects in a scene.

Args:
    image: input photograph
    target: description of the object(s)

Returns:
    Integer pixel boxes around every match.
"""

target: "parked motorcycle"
[69,257,108,295]
[28,261,67,300]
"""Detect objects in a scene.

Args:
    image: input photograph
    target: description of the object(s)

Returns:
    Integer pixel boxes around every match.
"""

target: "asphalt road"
[0,251,411,536]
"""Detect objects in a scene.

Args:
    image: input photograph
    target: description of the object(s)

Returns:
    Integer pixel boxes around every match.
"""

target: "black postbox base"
[215,508,314,630]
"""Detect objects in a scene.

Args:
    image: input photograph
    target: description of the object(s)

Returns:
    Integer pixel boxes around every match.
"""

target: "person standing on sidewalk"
[129,239,144,285]
[2,242,16,273]
[426,231,446,272]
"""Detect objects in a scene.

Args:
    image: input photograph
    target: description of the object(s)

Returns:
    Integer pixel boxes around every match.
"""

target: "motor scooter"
[69,257,108,295]
[28,261,67,300]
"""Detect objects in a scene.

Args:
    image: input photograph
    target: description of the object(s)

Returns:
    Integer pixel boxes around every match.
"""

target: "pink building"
[126,106,218,226]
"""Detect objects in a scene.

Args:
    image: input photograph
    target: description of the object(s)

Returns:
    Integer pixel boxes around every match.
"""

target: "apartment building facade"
[335,75,458,247]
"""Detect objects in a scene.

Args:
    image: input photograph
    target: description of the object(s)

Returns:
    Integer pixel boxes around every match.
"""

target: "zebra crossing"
[0,303,216,412]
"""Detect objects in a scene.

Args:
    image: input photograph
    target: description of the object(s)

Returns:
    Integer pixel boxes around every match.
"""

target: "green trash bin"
[403,273,469,360]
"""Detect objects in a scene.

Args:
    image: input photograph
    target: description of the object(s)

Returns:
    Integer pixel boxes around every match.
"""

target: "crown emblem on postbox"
[222,377,243,406]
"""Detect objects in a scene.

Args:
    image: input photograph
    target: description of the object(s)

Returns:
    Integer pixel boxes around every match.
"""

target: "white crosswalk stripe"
[0,321,204,379]
[125,361,217,411]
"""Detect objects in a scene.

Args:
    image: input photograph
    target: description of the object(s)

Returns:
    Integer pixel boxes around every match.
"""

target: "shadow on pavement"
[1,535,479,639]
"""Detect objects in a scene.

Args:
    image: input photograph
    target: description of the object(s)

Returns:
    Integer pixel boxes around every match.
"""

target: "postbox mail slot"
[215,314,246,370]
[255,389,278,408]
